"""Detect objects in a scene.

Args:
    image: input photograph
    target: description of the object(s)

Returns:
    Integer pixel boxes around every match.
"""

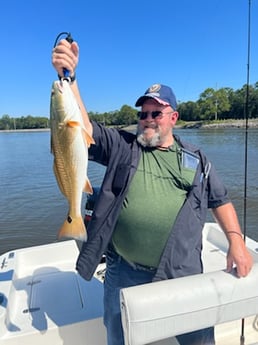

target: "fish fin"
[84,178,93,194]
[82,128,95,147]
[66,120,81,128]
[67,120,95,147]
[58,215,87,242]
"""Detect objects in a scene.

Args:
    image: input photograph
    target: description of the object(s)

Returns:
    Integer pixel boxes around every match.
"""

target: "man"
[52,39,253,345]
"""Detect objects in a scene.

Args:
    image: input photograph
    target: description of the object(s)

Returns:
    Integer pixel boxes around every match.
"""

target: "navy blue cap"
[135,83,177,110]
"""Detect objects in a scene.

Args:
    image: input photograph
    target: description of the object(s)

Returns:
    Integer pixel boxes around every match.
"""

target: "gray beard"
[136,129,162,147]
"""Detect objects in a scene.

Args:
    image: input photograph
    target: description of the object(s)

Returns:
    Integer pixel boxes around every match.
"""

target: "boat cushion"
[120,263,258,345]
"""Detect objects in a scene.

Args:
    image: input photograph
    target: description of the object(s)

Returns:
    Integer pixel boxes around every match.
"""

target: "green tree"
[198,88,231,120]
[0,115,12,130]
[115,105,137,126]
[178,101,200,121]
[247,84,258,118]
[229,87,245,119]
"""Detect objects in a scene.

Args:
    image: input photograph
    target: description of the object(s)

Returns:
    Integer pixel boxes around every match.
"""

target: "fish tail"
[58,215,87,242]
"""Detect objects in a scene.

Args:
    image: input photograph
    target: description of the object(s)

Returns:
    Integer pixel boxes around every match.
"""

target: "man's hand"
[212,203,253,278]
[226,235,253,277]
[52,39,79,78]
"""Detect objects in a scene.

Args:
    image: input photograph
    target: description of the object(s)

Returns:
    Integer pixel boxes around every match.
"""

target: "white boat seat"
[120,263,258,345]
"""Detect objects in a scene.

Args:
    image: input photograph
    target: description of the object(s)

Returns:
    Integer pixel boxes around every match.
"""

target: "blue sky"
[1,0,258,117]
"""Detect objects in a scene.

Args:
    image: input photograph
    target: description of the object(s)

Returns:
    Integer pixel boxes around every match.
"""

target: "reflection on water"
[0,128,257,255]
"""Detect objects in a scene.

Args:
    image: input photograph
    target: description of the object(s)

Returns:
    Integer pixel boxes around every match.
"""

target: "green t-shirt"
[112,142,196,268]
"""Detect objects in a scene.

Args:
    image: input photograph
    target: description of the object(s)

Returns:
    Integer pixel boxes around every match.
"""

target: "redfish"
[50,80,94,241]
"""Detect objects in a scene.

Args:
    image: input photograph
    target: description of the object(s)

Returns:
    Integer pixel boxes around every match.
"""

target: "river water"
[0,128,257,255]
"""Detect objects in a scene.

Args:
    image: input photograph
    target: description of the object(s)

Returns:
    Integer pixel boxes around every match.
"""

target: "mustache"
[136,125,161,147]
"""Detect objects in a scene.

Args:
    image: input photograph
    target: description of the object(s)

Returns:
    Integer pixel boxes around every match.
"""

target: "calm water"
[0,128,257,255]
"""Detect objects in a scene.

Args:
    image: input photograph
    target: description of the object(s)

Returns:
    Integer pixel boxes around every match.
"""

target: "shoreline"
[122,119,258,132]
[178,119,258,129]
[0,128,50,133]
[1,119,258,133]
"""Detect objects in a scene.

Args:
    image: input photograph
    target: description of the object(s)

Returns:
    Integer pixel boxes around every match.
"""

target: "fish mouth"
[55,81,65,93]
[51,80,66,95]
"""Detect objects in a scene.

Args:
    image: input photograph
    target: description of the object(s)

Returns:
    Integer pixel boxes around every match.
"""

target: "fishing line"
[240,1,252,344]
[53,32,73,48]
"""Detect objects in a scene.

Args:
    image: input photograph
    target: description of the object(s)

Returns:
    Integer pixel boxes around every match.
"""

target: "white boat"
[1,222,258,345]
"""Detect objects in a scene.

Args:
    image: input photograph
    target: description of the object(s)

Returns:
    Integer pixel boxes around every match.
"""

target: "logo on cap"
[148,84,161,93]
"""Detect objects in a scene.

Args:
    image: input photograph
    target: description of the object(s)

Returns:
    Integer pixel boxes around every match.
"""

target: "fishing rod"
[243,0,251,243]
[240,0,252,344]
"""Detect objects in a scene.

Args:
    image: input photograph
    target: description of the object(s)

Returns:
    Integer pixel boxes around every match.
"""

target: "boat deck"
[1,223,258,345]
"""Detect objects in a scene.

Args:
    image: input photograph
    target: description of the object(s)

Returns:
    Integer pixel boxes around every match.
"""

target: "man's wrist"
[227,231,243,239]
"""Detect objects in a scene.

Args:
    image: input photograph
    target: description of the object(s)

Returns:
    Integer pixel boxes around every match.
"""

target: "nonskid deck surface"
[0,240,106,344]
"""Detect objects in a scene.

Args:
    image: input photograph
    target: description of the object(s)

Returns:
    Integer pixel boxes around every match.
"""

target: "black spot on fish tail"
[67,215,72,223]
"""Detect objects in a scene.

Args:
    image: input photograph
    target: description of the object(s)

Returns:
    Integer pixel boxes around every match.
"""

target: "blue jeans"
[103,246,215,345]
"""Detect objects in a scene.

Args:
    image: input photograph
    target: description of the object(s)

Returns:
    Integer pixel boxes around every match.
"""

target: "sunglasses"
[137,111,173,120]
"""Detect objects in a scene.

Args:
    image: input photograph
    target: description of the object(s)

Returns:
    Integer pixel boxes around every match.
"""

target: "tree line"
[0,115,49,130]
[1,82,257,130]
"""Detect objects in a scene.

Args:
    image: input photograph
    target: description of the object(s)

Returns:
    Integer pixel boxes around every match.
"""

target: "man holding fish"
[52,39,253,345]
